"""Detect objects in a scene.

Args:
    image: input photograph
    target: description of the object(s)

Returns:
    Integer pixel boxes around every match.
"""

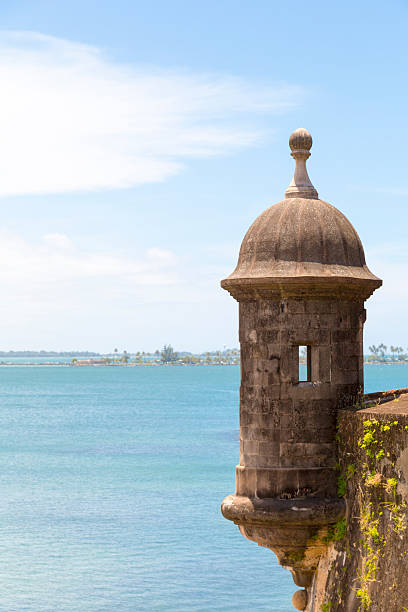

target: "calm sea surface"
[0,364,406,612]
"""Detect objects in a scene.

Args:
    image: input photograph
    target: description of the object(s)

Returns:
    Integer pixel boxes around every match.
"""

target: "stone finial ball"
[291,589,308,610]
[289,128,313,152]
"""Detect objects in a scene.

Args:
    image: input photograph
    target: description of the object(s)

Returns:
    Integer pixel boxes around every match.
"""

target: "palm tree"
[368,345,379,359]
[161,345,178,363]
[397,347,406,361]
[378,344,387,359]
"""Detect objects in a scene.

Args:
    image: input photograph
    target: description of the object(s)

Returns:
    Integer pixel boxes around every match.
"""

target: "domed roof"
[222,129,381,300]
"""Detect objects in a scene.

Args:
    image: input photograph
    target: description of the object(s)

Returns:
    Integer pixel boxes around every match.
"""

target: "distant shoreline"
[364,361,408,365]
[0,362,240,368]
[0,360,407,368]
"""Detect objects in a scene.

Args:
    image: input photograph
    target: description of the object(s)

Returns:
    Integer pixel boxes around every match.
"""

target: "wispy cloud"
[0,31,302,196]
[0,230,234,350]
[0,231,179,298]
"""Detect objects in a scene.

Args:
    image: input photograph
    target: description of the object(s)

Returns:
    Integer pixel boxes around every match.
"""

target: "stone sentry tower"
[221,129,382,610]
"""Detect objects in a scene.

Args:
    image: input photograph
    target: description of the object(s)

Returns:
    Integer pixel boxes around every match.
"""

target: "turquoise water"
[0,364,406,611]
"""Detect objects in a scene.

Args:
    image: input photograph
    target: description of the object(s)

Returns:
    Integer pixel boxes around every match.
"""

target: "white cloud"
[0,31,302,196]
[0,231,179,294]
[43,233,73,250]
[145,247,178,265]
[0,230,233,351]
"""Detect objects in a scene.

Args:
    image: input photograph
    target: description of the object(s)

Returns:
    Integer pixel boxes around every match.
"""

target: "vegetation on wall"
[334,409,408,611]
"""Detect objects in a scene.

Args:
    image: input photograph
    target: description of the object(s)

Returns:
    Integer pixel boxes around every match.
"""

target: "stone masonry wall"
[237,297,365,500]
[306,398,408,611]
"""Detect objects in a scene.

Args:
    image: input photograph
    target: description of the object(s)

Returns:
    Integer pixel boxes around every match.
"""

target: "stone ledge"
[221,494,345,527]
[363,388,408,411]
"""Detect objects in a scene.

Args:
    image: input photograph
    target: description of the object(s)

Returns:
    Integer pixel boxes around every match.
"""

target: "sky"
[0,0,406,352]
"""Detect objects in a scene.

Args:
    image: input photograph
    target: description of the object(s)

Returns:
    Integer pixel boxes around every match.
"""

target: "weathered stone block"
[260,329,280,343]
[265,343,281,358]
[280,347,298,383]
[331,367,358,385]
[281,328,331,346]
[280,442,309,457]
[287,300,306,314]
[289,382,332,400]
[242,412,278,428]
[304,300,334,314]
[236,465,257,496]
[280,454,334,469]
[241,426,280,442]
[258,441,280,457]
[255,455,281,468]
[280,427,335,444]
[242,440,259,455]
[331,329,360,343]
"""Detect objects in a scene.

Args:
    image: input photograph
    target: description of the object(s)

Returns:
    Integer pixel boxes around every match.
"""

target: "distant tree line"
[159,345,239,365]
[367,344,408,362]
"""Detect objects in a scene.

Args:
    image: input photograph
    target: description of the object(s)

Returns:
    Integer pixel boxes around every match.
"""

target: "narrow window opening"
[298,345,312,382]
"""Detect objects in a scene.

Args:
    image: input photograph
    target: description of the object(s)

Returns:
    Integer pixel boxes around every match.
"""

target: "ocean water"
[0,364,406,612]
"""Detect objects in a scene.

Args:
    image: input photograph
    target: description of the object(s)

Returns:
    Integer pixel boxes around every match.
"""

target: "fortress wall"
[306,396,408,612]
